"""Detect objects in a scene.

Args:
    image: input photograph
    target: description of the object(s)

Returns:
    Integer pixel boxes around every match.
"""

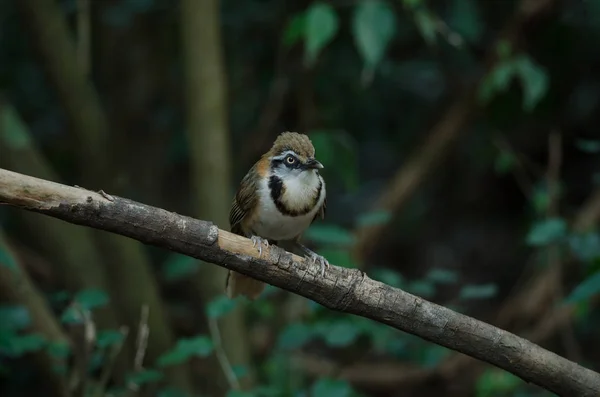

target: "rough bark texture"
[1,168,599,397]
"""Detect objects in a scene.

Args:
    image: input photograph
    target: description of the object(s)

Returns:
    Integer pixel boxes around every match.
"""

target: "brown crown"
[269,131,315,160]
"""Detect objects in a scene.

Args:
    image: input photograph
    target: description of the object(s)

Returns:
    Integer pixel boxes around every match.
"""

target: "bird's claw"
[305,252,329,277]
[250,235,269,257]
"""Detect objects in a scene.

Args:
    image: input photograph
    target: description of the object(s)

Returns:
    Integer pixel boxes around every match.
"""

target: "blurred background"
[0,0,599,396]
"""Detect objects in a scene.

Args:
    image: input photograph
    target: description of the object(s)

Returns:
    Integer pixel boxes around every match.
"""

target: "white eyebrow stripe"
[271,150,298,161]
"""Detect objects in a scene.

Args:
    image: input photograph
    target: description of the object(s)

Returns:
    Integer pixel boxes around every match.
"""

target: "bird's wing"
[312,196,326,223]
[229,164,259,236]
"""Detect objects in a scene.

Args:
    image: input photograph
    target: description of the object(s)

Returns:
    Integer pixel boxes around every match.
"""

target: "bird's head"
[267,132,323,180]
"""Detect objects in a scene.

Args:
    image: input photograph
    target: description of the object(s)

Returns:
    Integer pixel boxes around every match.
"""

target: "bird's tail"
[225,270,265,300]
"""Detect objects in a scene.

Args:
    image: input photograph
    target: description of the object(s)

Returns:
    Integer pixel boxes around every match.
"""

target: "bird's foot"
[250,235,270,257]
[304,250,330,277]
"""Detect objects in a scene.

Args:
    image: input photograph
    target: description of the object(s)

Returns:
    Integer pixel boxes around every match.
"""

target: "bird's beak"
[305,158,324,170]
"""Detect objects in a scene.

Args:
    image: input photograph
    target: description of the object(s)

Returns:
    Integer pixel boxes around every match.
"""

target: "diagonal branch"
[0,167,599,397]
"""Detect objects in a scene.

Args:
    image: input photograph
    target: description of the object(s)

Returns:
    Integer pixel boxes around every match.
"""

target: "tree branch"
[1,168,599,396]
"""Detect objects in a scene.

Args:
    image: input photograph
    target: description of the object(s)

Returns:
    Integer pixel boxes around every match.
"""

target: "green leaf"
[514,55,549,111]
[60,306,82,325]
[317,248,356,268]
[478,61,517,104]
[419,345,451,368]
[17,333,47,354]
[283,12,306,47]
[361,320,405,354]
[206,295,237,318]
[156,348,189,367]
[0,305,31,331]
[356,210,393,227]
[576,139,600,153]
[531,184,551,214]
[232,365,249,379]
[127,369,164,386]
[426,268,459,285]
[0,333,47,356]
[157,387,189,397]
[402,0,422,9]
[368,325,407,356]
[60,288,110,324]
[157,335,214,367]
[304,2,339,67]
[496,40,512,59]
[564,272,600,305]
[476,368,523,397]
[492,61,519,89]
[162,253,200,282]
[305,224,355,246]
[185,335,214,356]
[569,232,600,262]
[448,0,483,44]
[352,0,397,75]
[96,330,126,349]
[311,378,354,397]
[309,130,359,191]
[0,245,18,271]
[320,320,361,347]
[226,391,258,397]
[75,288,110,310]
[370,267,405,288]
[459,283,498,300]
[49,290,71,305]
[277,323,314,350]
[89,350,105,372]
[494,150,516,175]
[526,218,567,246]
[253,299,276,318]
[407,280,435,298]
[413,10,437,45]
[47,341,71,359]
[0,103,32,150]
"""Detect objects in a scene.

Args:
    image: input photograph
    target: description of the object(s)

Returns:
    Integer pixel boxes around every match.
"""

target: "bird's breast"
[251,175,325,241]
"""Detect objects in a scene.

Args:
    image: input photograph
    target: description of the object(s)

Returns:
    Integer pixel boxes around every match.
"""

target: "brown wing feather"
[227,163,267,300]
[229,164,259,236]
[312,196,326,224]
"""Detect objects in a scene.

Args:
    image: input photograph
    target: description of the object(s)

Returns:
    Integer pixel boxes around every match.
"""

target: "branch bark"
[1,168,599,397]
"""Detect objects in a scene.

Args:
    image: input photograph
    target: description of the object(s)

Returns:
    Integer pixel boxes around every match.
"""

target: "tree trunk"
[180,0,254,392]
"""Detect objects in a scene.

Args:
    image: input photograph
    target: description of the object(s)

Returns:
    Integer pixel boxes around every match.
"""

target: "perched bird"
[225,131,328,300]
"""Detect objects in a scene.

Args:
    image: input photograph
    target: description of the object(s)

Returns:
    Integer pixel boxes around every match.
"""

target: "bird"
[225,131,328,300]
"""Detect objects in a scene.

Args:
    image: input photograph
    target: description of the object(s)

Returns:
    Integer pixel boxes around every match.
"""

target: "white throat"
[275,168,322,209]
[253,168,326,241]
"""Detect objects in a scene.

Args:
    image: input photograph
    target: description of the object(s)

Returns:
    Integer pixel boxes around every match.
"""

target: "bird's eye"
[286,156,296,164]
